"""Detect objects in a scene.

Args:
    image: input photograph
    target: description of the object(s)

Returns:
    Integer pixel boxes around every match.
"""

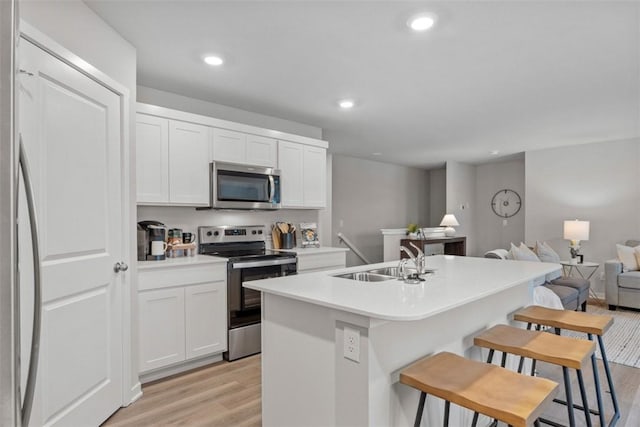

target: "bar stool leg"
[587,334,606,427]
[414,392,426,427]
[443,400,450,427]
[596,335,621,425]
[576,369,593,427]
[562,367,576,427]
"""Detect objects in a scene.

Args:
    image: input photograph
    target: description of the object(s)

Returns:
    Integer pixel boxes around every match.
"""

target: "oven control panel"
[198,225,266,244]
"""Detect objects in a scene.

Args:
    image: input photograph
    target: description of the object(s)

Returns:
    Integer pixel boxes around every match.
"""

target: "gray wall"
[446,161,477,255]
[475,159,526,255]
[138,85,322,140]
[525,139,640,294]
[332,155,429,266]
[429,168,446,227]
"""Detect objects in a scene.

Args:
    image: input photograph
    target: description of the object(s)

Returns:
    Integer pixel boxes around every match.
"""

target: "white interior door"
[19,38,123,426]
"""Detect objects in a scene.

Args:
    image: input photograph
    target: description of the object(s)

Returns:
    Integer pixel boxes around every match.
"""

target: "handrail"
[336,232,372,265]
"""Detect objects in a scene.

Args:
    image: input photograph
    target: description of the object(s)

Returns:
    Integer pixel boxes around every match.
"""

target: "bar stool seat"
[513,306,619,427]
[475,325,595,427]
[400,351,558,427]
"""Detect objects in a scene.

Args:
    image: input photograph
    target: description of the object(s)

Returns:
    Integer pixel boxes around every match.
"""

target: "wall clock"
[491,189,522,218]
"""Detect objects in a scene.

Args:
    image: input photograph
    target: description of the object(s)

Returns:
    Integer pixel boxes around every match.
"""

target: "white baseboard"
[139,353,224,384]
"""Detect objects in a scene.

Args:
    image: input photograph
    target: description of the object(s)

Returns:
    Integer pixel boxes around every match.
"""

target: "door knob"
[114,262,129,273]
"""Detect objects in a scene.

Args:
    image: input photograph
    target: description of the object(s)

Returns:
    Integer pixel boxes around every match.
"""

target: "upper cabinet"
[211,129,277,168]
[278,141,327,209]
[136,113,209,206]
[136,103,328,209]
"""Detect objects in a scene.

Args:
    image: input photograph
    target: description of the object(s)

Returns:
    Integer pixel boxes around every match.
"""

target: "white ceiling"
[86,1,640,168]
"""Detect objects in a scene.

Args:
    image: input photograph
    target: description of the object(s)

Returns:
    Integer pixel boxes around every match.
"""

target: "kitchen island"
[245,255,561,427]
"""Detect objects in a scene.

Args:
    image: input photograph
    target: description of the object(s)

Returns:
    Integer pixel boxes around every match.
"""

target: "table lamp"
[563,220,589,262]
[440,214,460,237]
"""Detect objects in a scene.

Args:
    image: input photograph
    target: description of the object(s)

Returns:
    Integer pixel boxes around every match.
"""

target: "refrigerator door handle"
[18,135,41,427]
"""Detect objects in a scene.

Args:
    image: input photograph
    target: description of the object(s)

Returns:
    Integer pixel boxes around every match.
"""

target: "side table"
[559,261,602,305]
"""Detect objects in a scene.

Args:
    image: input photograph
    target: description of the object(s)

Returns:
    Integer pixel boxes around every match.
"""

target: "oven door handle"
[231,258,297,269]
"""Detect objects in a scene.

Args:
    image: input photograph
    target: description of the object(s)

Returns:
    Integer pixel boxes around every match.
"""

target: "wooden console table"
[400,236,467,257]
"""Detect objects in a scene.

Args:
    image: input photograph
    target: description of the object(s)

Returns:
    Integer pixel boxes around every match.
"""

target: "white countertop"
[137,254,227,270]
[244,255,561,321]
[274,246,349,256]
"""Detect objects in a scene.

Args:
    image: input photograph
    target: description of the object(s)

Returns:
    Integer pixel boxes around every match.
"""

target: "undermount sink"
[332,272,396,282]
[366,267,406,277]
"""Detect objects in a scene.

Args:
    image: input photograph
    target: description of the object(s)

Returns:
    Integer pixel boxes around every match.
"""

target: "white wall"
[21,0,140,405]
[331,155,429,266]
[525,139,640,294]
[137,85,322,140]
[446,161,477,255]
[475,159,526,255]
[429,168,446,227]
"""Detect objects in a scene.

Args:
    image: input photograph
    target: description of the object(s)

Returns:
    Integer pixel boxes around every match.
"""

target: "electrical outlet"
[343,326,360,362]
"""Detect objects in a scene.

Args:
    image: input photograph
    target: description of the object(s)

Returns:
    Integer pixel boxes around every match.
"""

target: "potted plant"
[406,223,420,239]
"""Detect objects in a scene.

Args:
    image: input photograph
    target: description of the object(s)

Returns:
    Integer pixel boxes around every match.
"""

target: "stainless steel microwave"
[209,161,281,210]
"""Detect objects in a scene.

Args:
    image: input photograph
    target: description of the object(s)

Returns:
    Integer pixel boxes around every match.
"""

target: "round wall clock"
[491,189,522,218]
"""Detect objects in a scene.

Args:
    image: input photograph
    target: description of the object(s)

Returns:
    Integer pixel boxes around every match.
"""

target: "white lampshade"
[440,214,460,227]
[563,220,590,241]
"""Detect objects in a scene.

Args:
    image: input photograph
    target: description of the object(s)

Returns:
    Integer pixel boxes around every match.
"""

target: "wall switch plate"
[343,326,360,363]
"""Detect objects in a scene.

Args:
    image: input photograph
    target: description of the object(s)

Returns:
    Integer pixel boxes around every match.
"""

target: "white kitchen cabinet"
[211,128,277,168]
[185,282,227,359]
[138,260,227,377]
[211,128,246,164]
[136,114,209,206]
[246,134,277,167]
[278,141,327,208]
[138,287,186,372]
[168,121,210,205]
[295,248,348,273]
[136,114,169,203]
[278,141,305,207]
[302,145,327,208]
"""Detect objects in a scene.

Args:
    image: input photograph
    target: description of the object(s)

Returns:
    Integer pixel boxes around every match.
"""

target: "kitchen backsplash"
[137,206,321,248]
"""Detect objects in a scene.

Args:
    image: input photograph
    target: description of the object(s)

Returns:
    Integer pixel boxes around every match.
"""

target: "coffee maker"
[138,220,167,261]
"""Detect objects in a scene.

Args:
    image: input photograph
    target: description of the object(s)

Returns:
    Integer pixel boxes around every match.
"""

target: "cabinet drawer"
[297,252,346,273]
[139,264,226,291]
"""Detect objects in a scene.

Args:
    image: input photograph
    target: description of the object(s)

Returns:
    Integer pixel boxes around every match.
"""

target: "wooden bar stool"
[514,306,619,427]
[400,351,558,427]
[474,324,596,427]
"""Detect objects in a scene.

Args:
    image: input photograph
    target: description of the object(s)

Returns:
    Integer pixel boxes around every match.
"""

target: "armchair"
[605,239,640,310]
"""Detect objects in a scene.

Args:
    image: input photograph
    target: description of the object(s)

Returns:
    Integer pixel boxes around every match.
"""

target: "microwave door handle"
[19,135,42,427]
[268,175,275,203]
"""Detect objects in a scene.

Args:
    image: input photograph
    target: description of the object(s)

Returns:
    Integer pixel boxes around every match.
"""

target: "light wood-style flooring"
[102,355,261,427]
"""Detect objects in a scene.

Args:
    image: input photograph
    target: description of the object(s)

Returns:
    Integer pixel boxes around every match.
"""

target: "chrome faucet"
[400,243,426,275]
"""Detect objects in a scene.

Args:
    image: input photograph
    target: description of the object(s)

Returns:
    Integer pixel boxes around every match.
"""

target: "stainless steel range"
[198,225,297,361]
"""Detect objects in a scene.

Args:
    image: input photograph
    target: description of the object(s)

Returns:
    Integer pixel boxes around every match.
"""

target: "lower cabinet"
[296,250,348,274]
[138,263,227,375]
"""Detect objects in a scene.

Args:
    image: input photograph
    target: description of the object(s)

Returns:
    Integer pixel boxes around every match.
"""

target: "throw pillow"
[535,241,561,263]
[509,242,541,262]
[616,244,640,271]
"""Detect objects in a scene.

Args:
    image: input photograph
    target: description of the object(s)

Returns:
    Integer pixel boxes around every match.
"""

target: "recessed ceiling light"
[408,15,436,32]
[339,99,355,109]
[203,55,224,66]
[490,150,500,156]
[372,152,382,156]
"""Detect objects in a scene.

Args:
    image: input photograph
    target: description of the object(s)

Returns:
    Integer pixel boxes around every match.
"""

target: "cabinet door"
[278,141,304,207]
[303,145,327,208]
[139,288,186,373]
[246,134,277,167]
[136,114,169,203]
[168,120,210,205]
[212,128,246,164]
[185,282,227,360]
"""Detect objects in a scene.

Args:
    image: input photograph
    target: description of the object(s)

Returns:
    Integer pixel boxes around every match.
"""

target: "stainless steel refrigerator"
[1,2,40,425]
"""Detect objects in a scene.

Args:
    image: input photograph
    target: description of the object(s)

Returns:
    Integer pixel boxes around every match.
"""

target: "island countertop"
[244,255,560,321]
